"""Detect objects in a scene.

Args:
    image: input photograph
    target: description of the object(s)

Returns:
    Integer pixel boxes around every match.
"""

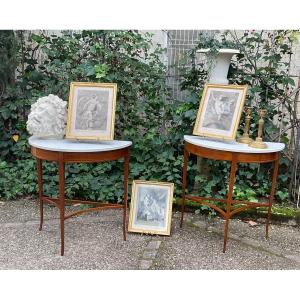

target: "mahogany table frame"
[31,145,130,256]
[180,141,280,253]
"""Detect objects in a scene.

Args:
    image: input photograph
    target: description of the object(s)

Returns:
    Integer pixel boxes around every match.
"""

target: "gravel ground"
[152,213,300,270]
[0,199,151,269]
[205,214,300,257]
[1,199,300,270]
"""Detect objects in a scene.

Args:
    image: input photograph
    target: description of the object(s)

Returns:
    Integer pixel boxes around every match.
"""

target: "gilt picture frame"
[66,82,117,141]
[128,180,174,236]
[193,84,248,140]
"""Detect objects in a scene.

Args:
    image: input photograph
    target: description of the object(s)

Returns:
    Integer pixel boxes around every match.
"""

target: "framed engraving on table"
[66,82,117,141]
[193,84,248,140]
[128,180,174,236]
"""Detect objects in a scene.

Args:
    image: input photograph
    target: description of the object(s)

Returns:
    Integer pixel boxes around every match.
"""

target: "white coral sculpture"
[27,94,67,139]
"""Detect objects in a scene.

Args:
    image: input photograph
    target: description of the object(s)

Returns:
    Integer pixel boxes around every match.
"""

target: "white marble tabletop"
[184,135,285,154]
[29,137,132,153]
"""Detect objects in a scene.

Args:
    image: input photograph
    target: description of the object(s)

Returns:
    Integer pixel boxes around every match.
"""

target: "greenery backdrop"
[0,30,298,206]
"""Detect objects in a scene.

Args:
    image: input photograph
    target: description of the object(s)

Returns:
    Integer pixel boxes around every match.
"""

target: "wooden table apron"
[180,141,280,253]
[31,145,130,256]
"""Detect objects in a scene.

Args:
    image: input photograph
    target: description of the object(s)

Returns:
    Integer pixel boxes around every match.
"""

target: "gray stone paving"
[139,240,161,269]
[151,213,300,270]
[1,199,300,270]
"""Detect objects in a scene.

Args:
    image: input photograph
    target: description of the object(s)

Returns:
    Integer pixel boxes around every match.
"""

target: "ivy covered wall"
[0,30,299,205]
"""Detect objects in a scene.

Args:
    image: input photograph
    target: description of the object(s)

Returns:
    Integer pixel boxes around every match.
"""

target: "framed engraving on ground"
[193,84,248,140]
[66,82,117,140]
[128,180,174,236]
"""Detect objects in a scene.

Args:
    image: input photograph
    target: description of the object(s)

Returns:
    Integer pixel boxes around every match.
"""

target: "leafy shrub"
[0,30,297,205]
[0,30,187,201]
[175,30,299,202]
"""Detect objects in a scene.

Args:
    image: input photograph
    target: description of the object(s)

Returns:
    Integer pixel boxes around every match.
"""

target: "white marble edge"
[28,136,132,152]
[184,135,285,154]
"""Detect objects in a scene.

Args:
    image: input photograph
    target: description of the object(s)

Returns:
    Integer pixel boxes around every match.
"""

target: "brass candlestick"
[238,107,253,144]
[249,109,268,149]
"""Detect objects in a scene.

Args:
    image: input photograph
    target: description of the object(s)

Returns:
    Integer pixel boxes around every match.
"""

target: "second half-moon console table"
[29,137,131,256]
[180,135,285,253]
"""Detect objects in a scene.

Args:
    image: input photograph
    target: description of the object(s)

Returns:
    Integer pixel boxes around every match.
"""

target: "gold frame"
[66,82,117,141]
[128,180,174,236]
[193,84,248,140]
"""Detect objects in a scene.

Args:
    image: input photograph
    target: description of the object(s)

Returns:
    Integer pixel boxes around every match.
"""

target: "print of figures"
[135,186,168,227]
[202,90,239,131]
[75,89,109,131]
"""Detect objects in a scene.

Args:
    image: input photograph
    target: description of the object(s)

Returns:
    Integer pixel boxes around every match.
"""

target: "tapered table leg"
[123,150,130,241]
[266,154,279,239]
[37,158,43,231]
[180,147,189,228]
[58,153,65,256]
[223,157,237,253]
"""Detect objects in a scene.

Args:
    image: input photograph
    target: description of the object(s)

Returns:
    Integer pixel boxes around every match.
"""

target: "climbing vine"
[0,30,298,205]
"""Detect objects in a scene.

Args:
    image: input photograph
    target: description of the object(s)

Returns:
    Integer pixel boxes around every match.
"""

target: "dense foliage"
[0,30,18,96]
[0,30,298,205]
[176,30,299,202]
[0,30,181,201]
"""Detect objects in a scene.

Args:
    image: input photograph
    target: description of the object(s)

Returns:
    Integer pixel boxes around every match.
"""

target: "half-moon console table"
[29,137,131,256]
[180,135,285,253]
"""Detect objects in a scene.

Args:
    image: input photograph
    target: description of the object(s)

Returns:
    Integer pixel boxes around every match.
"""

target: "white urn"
[196,48,240,84]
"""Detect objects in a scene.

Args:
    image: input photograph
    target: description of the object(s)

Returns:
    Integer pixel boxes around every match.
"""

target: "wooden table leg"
[37,158,43,231]
[223,157,237,253]
[180,147,189,228]
[58,153,65,256]
[266,154,279,239]
[123,149,130,241]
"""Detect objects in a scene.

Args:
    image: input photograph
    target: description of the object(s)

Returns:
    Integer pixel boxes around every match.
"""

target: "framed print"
[66,82,117,140]
[193,84,248,140]
[128,180,174,236]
